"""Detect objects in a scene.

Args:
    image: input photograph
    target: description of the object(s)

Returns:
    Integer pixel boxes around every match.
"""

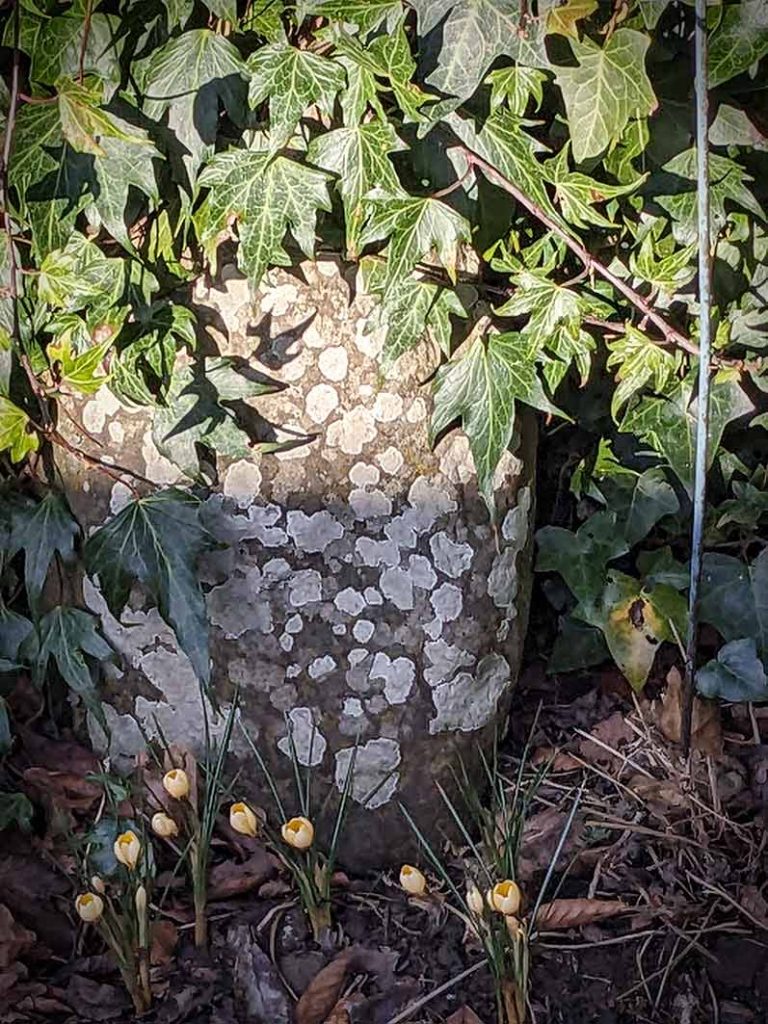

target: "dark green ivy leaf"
[697,638,768,703]
[536,510,629,606]
[20,606,113,728]
[699,548,768,662]
[9,491,80,608]
[84,489,215,687]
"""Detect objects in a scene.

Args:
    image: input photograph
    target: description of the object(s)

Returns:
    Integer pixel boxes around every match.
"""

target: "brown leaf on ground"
[517,807,582,883]
[444,1007,486,1024]
[65,976,127,1021]
[16,730,98,777]
[628,775,689,816]
[531,746,581,773]
[740,886,768,927]
[208,848,278,899]
[656,667,723,755]
[535,898,628,931]
[295,950,356,1024]
[577,711,634,765]
[0,905,36,968]
[0,854,71,955]
[150,920,178,967]
[22,767,101,812]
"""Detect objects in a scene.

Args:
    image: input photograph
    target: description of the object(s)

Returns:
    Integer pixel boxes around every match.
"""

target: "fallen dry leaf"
[628,775,689,816]
[22,767,101,812]
[578,711,634,765]
[444,1007,485,1024]
[535,898,628,931]
[531,747,581,773]
[517,807,582,883]
[0,905,36,969]
[656,667,723,756]
[740,886,768,928]
[150,920,178,967]
[208,849,277,900]
[295,950,355,1024]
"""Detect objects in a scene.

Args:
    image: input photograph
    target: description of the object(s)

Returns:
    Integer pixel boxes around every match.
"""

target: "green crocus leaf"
[555,29,657,162]
[84,489,215,688]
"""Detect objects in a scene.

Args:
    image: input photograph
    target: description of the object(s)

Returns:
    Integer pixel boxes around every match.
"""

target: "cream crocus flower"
[229,802,258,838]
[151,812,179,838]
[487,879,521,917]
[135,885,147,916]
[281,816,314,850]
[399,864,427,895]
[90,875,106,895]
[466,881,484,915]
[162,768,190,800]
[114,830,141,870]
[75,892,104,923]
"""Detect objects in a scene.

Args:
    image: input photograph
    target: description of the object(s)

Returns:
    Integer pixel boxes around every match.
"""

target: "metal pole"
[681,0,712,755]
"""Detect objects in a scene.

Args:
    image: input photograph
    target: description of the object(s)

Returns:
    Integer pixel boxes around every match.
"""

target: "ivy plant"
[0,0,766,763]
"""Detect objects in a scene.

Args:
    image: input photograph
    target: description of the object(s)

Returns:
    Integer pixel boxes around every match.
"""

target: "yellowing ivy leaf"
[47,337,112,395]
[195,148,331,289]
[546,145,642,230]
[546,0,598,39]
[56,77,147,157]
[555,29,657,162]
[247,42,346,148]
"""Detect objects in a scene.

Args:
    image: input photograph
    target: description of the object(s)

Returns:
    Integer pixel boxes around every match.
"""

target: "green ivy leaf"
[546,145,642,230]
[195,148,332,289]
[657,149,765,245]
[709,0,768,88]
[112,304,197,406]
[487,66,547,117]
[0,398,39,464]
[555,29,657,162]
[307,121,407,257]
[307,0,404,35]
[410,0,549,103]
[360,255,467,368]
[710,104,768,151]
[139,29,247,184]
[607,324,681,421]
[546,0,597,38]
[359,194,471,292]
[628,232,696,299]
[89,122,162,251]
[247,42,346,148]
[699,548,768,661]
[0,791,34,832]
[598,466,680,547]
[20,606,112,727]
[0,607,34,665]
[536,510,629,605]
[431,330,561,513]
[84,489,215,688]
[11,9,122,90]
[621,371,753,494]
[56,77,147,157]
[47,336,112,395]
[697,638,768,702]
[9,490,80,607]
[38,233,125,319]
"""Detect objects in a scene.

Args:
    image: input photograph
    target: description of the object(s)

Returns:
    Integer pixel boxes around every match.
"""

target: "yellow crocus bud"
[399,864,427,896]
[466,881,484,915]
[75,892,104,923]
[151,812,179,838]
[281,816,314,851]
[487,880,521,917]
[135,884,147,917]
[229,802,258,838]
[90,875,106,895]
[114,829,141,870]
[505,914,521,939]
[163,769,190,800]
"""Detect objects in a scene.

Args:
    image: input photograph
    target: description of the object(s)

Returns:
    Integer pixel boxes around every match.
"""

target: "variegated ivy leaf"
[410,0,549,104]
[89,122,162,251]
[555,29,657,162]
[710,104,768,151]
[307,122,407,257]
[247,42,346,149]
[0,398,39,464]
[445,110,564,228]
[657,148,765,245]
[56,78,147,157]
[195,148,332,290]
[709,0,768,88]
[628,233,696,300]
[431,331,561,514]
[139,29,247,185]
[38,233,125,319]
[47,336,112,395]
[111,304,198,407]
[486,67,547,117]
[607,324,681,421]
[546,145,642,230]
[359,194,471,293]
[8,7,122,91]
[621,370,754,494]
[360,256,467,369]
[306,0,404,35]
[545,0,597,39]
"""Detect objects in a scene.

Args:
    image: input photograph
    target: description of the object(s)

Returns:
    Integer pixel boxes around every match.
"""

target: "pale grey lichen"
[288,569,323,607]
[335,737,401,808]
[430,582,463,622]
[379,567,414,610]
[309,655,336,680]
[223,460,263,508]
[364,587,383,606]
[306,383,339,424]
[349,488,393,520]
[424,639,475,687]
[429,654,510,734]
[429,532,474,578]
[318,345,348,382]
[355,537,400,568]
[369,652,416,705]
[335,587,366,615]
[277,707,326,766]
[408,553,438,591]
[352,619,375,643]
[287,510,343,553]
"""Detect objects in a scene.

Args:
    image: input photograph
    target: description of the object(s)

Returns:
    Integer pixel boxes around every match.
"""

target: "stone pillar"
[60,258,534,868]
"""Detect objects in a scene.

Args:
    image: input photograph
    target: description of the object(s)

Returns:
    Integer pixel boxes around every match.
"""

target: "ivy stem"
[457,146,702,359]
[79,0,94,85]
[50,430,155,495]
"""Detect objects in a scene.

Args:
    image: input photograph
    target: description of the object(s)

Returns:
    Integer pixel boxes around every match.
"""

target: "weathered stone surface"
[57,258,535,868]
